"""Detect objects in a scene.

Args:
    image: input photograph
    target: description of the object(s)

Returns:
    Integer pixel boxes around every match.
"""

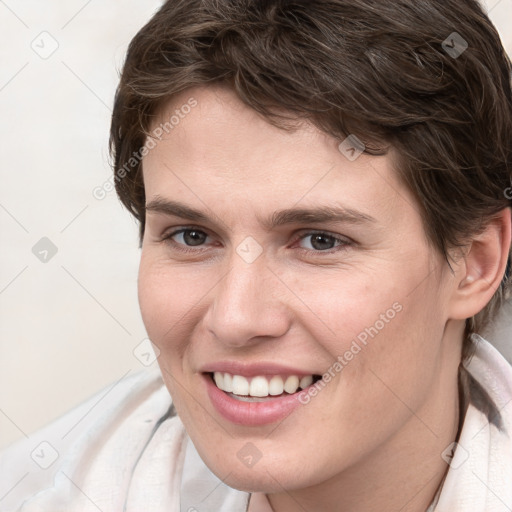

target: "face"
[138,85,459,493]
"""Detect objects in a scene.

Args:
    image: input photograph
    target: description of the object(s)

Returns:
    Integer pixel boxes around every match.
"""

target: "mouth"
[207,372,322,402]
[201,362,326,425]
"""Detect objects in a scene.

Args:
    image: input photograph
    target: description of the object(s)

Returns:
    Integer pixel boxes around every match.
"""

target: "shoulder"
[466,333,512,430]
[435,334,512,510]
[0,368,185,512]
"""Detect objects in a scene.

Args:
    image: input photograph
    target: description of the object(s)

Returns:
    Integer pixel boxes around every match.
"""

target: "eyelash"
[160,226,352,255]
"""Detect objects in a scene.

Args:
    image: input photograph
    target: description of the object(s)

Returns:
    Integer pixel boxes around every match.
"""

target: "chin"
[221,469,294,494]
[192,441,292,492]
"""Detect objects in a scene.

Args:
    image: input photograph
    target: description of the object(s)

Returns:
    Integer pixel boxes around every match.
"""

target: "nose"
[202,249,291,348]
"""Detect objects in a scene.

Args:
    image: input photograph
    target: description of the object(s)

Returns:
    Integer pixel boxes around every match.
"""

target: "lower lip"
[204,374,304,426]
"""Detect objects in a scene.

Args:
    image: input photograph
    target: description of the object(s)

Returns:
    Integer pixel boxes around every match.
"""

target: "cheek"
[278,265,403,347]
[137,252,199,357]
[137,253,202,411]
[285,260,447,404]
[137,256,169,341]
[332,277,446,425]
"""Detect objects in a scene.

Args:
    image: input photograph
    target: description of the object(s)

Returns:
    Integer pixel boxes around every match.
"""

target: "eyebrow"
[145,197,376,229]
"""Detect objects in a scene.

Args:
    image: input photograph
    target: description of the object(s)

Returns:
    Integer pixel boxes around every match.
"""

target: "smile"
[203,369,323,425]
[212,372,320,401]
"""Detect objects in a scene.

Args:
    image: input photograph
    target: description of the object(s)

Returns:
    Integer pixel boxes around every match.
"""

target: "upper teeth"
[213,372,314,397]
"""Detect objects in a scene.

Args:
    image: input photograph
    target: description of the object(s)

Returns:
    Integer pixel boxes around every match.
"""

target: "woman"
[2,0,512,510]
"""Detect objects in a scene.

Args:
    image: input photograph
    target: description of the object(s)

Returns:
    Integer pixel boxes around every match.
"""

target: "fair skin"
[138,84,511,512]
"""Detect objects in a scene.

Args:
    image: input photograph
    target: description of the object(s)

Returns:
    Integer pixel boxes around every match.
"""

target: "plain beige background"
[0,0,511,450]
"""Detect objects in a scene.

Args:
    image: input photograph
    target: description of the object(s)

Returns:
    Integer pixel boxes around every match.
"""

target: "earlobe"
[449,208,512,320]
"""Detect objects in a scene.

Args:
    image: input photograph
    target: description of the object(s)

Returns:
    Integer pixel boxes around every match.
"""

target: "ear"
[448,208,512,321]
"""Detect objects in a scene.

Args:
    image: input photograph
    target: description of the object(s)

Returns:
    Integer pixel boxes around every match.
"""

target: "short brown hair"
[109,0,512,362]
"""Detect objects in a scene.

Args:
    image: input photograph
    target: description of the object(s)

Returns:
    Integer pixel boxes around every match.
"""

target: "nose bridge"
[205,246,289,346]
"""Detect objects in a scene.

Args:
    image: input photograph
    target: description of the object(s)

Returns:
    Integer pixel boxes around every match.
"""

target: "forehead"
[143,85,417,226]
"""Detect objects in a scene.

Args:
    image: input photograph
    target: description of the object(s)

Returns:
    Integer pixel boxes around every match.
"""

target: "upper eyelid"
[162,225,212,239]
[163,225,344,237]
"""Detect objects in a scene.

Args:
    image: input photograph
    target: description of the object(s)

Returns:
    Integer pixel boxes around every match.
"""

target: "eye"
[162,227,212,252]
[161,227,352,255]
[295,231,351,253]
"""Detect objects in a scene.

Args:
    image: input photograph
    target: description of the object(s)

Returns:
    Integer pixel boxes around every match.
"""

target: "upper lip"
[199,361,320,378]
